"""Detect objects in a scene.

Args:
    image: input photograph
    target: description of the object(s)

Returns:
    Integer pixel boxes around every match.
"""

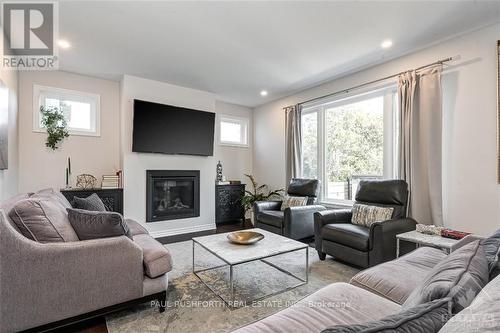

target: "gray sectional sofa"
[0,189,172,333]
[234,235,500,333]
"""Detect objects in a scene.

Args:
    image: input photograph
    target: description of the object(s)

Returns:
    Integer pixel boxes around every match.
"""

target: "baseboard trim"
[150,223,216,244]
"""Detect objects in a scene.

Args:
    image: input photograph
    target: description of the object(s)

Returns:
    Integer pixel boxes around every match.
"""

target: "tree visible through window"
[301,88,396,202]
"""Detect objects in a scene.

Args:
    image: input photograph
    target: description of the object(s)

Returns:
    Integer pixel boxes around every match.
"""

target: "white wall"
[253,23,500,236]
[215,101,253,183]
[18,71,120,192]
[0,40,19,200]
[121,75,252,237]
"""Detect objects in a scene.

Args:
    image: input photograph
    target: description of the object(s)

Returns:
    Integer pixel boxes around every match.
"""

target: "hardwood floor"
[53,220,252,333]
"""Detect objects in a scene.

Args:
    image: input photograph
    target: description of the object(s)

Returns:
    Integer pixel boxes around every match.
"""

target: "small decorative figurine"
[76,174,98,189]
[216,161,223,183]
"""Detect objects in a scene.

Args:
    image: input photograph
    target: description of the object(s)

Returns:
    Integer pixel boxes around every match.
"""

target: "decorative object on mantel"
[241,174,284,224]
[65,157,72,189]
[40,105,69,150]
[416,223,444,236]
[227,230,264,245]
[75,174,98,189]
[216,160,223,183]
[102,174,120,189]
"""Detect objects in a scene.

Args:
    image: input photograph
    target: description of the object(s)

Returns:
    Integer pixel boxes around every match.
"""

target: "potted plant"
[241,174,284,225]
[40,105,69,150]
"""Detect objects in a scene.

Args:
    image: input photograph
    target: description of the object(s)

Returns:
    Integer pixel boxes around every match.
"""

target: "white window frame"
[301,84,398,206]
[218,114,249,147]
[33,84,101,137]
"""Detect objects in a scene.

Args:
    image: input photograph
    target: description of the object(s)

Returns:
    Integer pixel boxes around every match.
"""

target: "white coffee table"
[396,230,459,257]
[192,228,308,308]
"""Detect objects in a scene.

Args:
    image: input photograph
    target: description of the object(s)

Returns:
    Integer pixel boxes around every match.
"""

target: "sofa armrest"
[369,218,417,265]
[1,230,144,332]
[449,234,486,252]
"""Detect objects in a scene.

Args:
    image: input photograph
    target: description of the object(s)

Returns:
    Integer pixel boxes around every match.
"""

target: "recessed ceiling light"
[381,39,393,49]
[58,39,71,49]
[260,90,268,97]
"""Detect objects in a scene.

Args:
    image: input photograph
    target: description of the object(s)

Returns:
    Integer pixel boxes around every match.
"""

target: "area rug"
[106,240,359,333]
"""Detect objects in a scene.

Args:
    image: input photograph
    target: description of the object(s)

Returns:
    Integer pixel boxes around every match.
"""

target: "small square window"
[33,85,100,136]
[219,115,249,147]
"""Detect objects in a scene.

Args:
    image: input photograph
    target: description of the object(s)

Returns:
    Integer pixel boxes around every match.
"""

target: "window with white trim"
[219,115,249,147]
[301,86,398,204]
[33,85,101,136]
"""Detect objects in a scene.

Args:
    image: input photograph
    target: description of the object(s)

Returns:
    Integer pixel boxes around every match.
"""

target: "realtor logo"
[1,1,58,69]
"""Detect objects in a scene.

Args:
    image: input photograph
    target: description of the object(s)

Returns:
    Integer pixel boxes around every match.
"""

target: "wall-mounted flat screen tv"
[132,99,215,156]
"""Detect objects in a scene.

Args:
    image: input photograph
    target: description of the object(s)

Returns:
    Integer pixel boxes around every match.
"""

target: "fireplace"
[146,170,200,222]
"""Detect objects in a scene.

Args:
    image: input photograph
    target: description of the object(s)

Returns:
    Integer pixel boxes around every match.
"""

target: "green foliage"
[241,174,284,212]
[302,97,384,182]
[40,105,69,150]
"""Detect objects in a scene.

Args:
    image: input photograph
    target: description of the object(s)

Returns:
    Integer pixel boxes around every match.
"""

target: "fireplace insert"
[146,170,200,222]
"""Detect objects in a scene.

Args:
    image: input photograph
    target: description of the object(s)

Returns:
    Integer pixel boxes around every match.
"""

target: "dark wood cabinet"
[215,184,245,224]
[60,188,124,214]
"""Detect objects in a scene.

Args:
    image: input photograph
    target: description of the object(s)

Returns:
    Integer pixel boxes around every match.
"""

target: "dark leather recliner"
[314,179,416,268]
[253,179,326,240]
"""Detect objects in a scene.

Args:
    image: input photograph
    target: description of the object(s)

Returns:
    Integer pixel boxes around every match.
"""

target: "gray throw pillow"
[9,198,79,243]
[403,241,489,313]
[321,298,451,333]
[67,208,132,240]
[73,193,107,211]
[482,229,500,280]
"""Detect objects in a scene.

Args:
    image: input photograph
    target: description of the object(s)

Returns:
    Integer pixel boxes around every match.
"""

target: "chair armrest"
[314,209,353,227]
[283,205,326,239]
[369,218,417,264]
[253,201,282,215]
[1,234,144,332]
[314,209,353,252]
[449,234,486,252]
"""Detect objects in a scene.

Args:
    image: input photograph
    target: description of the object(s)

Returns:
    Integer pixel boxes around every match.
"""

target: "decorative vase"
[245,209,255,226]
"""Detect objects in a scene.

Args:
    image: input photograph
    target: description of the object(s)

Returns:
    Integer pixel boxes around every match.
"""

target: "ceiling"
[58,1,500,107]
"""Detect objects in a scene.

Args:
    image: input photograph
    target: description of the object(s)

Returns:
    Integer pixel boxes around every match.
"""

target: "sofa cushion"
[73,193,107,211]
[9,198,79,243]
[439,274,500,332]
[257,210,284,228]
[67,208,132,240]
[232,283,401,333]
[403,241,489,313]
[482,229,500,280]
[280,195,308,211]
[351,203,394,228]
[31,188,72,209]
[126,218,149,236]
[322,298,450,333]
[350,247,447,304]
[133,234,173,278]
[322,224,370,251]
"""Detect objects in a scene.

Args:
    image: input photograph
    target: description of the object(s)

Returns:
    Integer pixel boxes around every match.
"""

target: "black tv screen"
[132,100,215,156]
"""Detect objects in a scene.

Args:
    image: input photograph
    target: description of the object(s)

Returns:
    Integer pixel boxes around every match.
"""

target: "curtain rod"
[297,56,456,106]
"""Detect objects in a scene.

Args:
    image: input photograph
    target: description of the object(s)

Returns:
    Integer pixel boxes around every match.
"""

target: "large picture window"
[301,86,398,204]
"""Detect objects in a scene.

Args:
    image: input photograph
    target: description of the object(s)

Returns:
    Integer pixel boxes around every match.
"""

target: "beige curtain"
[398,67,443,226]
[285,104,302,186]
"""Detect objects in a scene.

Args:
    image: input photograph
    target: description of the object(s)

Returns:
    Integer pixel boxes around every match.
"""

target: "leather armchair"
[253,178,326,240]
[314,180,416,268]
